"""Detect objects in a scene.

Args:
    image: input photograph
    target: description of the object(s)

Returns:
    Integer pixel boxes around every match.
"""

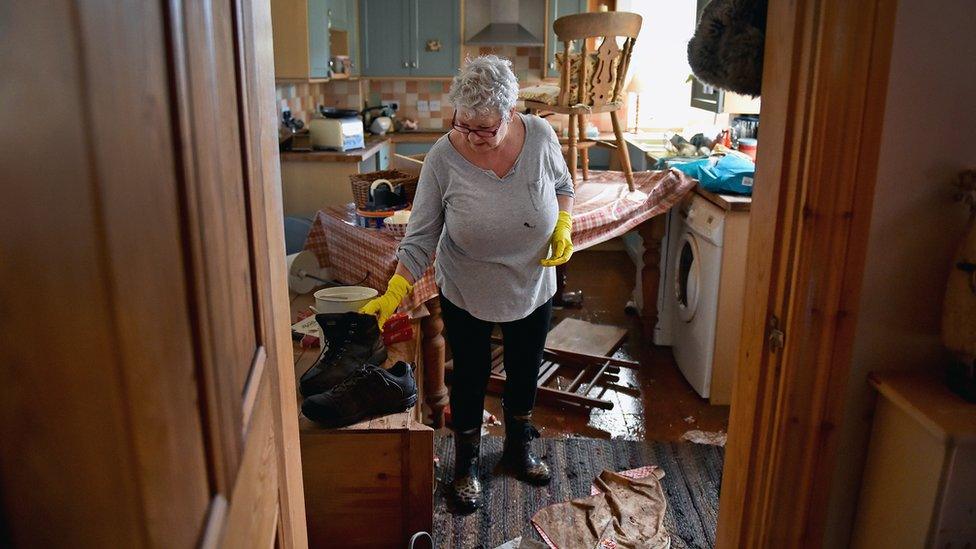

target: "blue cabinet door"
[545,0,586,78]
[345,0,361,76]
[360,0,411,76]
[308,0,332,78]
[411,0,459,77]
[330,0,360,76]
[394,142,434,156]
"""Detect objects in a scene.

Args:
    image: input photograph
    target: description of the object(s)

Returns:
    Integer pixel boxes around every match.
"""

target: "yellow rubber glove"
[359,274,413,329]
[540,210,574,267]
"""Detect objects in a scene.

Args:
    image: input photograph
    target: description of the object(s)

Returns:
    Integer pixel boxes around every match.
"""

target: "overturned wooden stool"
[447,318,637,410]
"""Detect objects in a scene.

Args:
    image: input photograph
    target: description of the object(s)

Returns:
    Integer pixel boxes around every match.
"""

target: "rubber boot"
[501,412,551,485]
[450,428,483,512]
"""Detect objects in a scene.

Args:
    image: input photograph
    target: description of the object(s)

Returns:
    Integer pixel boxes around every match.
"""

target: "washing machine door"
[675,233,701,323]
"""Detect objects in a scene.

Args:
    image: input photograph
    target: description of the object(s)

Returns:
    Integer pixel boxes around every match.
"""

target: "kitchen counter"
[280,135,389,163]
[696,185,752,212]
[279,130,448,163]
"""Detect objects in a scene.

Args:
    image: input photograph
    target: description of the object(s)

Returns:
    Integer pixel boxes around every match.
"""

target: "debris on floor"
[683,415,696,424]
[681,429,727,446]
[492,537,548,549]
[532,469,670,548]
[483,410,501,426]
[481,409,502,436]
[493,537,521,549]
[291,312,322,348]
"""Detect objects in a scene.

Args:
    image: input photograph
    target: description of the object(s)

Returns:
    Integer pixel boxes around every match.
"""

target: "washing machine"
[668,193,726,398]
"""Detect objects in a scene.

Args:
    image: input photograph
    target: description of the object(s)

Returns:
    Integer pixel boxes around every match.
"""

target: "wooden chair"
[523,12,641,191]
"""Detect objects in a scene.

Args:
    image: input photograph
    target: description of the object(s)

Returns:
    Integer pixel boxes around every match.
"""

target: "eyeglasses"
[451,111,503,138]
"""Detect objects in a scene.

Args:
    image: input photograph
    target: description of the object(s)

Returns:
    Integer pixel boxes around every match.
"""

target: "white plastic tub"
[312,286,378,314]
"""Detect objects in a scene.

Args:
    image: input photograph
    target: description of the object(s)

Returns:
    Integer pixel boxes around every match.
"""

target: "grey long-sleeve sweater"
[395,113,574,322]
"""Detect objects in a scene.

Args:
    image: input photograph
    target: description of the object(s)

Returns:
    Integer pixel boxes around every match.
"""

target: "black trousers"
[440,294,553,433]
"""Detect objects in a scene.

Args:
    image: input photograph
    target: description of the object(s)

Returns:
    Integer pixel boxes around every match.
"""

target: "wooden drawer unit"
[299,413,433,547]
[852,372,976,548]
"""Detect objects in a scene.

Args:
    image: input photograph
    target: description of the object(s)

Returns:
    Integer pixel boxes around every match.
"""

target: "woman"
[360,56,574,512]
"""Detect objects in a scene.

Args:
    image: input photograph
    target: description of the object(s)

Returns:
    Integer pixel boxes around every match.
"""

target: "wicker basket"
[349,169,419,209]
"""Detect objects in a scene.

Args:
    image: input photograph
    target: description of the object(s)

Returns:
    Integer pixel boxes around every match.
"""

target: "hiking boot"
[450,429,483,513]
[301,361,418,428]
[298,312,387,397]
[501,412,551,485]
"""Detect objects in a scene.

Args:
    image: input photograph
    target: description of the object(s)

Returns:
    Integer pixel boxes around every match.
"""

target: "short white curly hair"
[448,55,519,121]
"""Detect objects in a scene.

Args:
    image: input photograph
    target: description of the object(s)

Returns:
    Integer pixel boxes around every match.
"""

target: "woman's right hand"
[359,273,414,329]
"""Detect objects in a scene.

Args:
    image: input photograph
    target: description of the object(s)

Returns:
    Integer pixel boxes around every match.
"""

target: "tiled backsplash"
[275,80,362,125]
[366,79,453,129]
[274,46,625,133]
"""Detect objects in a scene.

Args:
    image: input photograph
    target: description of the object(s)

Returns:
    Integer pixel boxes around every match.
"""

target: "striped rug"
[432,435,724,549]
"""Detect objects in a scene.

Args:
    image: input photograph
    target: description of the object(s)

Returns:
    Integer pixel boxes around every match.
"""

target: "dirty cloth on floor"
[531,468,671,549]
[681,430,728,447]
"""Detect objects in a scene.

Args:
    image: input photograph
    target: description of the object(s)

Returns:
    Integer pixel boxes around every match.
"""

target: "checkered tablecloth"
[303,169,695,311]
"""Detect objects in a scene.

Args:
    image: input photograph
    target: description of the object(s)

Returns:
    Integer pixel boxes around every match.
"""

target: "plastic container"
[313,286,378,314]
[383,217,409,238]
[737,138,758,160]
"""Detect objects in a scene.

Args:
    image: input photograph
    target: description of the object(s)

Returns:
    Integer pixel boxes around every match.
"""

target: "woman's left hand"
[541,210,573,267]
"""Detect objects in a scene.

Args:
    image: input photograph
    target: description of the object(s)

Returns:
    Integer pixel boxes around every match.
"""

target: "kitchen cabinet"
[544,0,587,79]
[272,0,332,80]
[360,0,460,77]
[359,0,410,77]
[329,0,361,77]
[271,0,361,80]
[392,141,434,157]
[852,372,976,548]
[690,80,761,114]
[308,0,332,78]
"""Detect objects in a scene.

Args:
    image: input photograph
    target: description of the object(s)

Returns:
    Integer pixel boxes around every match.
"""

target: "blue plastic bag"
[667,157,711,179]
[660,154,755,195]
[698,154,755,195]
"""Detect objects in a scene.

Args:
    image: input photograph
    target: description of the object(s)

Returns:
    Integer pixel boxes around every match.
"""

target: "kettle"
[361,104,397,134]
[370,116,393,135]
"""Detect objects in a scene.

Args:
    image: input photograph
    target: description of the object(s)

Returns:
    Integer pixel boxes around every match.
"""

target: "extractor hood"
[466,0,543,46]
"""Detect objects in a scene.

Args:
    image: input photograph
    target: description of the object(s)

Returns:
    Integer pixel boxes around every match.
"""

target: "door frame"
[716,0,898,546]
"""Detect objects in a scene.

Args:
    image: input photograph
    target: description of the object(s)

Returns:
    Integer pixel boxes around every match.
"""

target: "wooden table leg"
[638,215,667,339]
[420,296,448,428]
[568,113,578,184]
[578,113,589,181]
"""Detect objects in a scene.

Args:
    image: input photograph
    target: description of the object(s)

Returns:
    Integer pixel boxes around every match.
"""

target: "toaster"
[309,116,365,151]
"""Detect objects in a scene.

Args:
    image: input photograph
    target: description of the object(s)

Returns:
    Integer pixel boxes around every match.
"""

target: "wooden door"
[715,0,898,546]
[0,0,307,547]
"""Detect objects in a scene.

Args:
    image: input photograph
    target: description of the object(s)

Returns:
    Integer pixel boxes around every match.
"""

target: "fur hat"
[687,0,767,97]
